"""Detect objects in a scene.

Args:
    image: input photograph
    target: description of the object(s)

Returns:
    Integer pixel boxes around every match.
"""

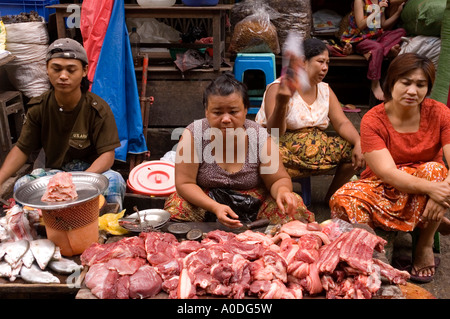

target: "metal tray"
[119,209,170,232]
[14,172,109,210]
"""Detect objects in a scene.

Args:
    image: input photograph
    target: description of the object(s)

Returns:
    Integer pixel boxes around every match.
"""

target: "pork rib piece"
[316,228,387,275]
[338,228,386,274]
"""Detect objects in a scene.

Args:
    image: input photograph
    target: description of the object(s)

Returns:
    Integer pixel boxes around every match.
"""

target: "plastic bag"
[4,20,48,45]
[281,31,310,91]
[160,150,176,163]
[228,5,280,54]
[180,26,207,44]
[320,218,354,242]
[312,9,342,34]
[4,62,49,98]
[399,35,441,69]
[174,48,212,72]
[207,188,262,223]
[265,0,312,48]
[126,18,180,43]
[3,20,50,98]
[401,0,446,37]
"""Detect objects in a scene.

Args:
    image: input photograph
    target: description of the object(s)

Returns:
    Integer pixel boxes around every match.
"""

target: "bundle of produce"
[228,5,280,54]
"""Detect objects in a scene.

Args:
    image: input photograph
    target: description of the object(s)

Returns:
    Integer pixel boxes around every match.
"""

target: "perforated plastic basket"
[42,195,99,231]
[42,195,100,257]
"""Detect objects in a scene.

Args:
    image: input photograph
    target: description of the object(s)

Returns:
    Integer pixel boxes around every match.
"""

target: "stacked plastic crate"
[0,0,60,22]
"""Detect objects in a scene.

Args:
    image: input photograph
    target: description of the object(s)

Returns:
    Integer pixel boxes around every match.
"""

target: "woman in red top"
[329,53,450,283]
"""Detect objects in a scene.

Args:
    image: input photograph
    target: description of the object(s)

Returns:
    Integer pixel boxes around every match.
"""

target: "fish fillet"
[48,257,83,274]
[20,264,60,284]
[30,239,56,270]
[1,239,29,265]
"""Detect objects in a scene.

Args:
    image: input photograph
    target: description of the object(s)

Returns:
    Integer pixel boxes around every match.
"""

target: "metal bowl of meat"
[14,172,109,210]
[119,209,171,232]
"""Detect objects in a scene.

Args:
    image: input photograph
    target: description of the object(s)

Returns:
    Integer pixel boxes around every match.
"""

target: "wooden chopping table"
[0,255,86,299]
[0,203,117,298]
[46,4,233,71]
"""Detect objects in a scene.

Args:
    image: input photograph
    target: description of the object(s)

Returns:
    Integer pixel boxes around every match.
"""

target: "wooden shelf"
[135,63,233,80]
[47,3,233,71]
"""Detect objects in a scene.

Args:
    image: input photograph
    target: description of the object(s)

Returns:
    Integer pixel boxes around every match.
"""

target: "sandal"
[409,257,441,283]
[341,103,361,113]
[392,255,412,271]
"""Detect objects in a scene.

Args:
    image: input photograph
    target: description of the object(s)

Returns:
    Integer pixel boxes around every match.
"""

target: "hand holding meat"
[281,54,305,95]
[379,0,389,9]
[276,77,294,108]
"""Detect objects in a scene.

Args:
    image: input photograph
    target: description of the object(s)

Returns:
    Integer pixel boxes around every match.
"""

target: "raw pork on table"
[81,219,410,299]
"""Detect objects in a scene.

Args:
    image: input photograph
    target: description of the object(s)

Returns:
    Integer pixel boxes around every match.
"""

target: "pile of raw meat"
[41,172,78,202]
[81,219,410,299]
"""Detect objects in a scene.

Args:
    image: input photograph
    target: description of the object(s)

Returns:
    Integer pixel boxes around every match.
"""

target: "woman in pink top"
[330,53,450,283]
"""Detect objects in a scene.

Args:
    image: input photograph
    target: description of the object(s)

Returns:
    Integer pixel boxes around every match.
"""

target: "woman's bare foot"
[412,245,436,279]
[411,222,440,281]
[363,51,371,60]
[388,44,401,58]
[371,80,384,101]
[342,42,353,55]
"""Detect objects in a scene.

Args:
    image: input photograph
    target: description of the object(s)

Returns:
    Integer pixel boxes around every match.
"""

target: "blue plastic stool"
[233,53,276,114]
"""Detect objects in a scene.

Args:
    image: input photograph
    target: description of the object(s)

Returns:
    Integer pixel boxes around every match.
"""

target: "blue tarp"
[90,0,147,162]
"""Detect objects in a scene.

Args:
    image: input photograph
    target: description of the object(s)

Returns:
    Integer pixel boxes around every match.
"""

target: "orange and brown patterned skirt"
[329,162,448,232]
[279,127,353,179]
[164,187,314,225]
